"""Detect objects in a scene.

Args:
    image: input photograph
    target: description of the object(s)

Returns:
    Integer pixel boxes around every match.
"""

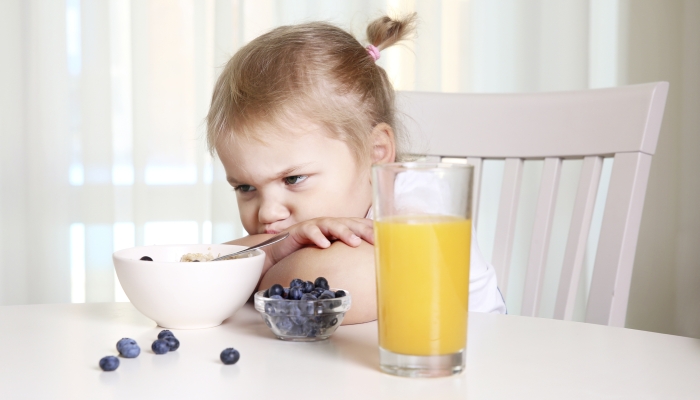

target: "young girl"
[206,14,506,324]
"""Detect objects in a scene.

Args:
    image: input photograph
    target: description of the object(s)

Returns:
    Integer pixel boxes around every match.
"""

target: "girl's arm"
[226,217,373,276]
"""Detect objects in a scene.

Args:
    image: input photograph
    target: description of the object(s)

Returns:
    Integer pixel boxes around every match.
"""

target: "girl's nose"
[258,197,290,225]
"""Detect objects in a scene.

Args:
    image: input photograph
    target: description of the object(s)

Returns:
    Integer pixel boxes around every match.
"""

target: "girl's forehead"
[218,127,359,181]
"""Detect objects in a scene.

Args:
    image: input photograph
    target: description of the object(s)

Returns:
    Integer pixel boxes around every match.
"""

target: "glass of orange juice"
[372,162,473,378]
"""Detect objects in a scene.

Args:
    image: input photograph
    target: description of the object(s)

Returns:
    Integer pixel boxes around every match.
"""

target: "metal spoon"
[211,232,289,261]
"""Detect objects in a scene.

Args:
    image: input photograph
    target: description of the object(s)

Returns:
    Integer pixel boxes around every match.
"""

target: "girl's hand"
[265,218,374,270]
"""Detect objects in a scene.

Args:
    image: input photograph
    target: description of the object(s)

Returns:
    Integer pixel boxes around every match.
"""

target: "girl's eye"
[234,185,255,193]
[284,175,308,185]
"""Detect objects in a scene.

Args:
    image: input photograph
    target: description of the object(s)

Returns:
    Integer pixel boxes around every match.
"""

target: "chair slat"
[521,157,562,317]
[466,157,483,228]
[586,152,653,326]
[491,158,524,298]
[553,156,603,320]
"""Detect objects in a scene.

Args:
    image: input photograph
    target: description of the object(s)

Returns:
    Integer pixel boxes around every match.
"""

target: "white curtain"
[1,0,698,338]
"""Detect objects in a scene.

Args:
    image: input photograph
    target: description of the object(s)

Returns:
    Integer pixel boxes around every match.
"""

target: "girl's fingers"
[343,218,375,244]
[300,225,332,249]
[320,219,372,247]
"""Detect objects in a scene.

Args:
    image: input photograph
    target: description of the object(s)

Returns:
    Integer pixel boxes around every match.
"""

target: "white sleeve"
[469,227,507,314]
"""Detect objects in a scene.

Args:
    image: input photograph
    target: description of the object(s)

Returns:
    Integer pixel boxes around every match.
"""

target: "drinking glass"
[372,162,473,378]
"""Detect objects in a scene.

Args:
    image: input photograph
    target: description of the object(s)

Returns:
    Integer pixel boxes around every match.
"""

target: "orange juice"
[374,215,471,356]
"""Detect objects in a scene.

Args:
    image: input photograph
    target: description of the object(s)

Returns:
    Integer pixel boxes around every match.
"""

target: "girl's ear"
[370,123,396,164]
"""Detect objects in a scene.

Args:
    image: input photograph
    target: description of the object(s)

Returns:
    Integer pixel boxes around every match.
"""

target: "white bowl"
[113,244,264,329]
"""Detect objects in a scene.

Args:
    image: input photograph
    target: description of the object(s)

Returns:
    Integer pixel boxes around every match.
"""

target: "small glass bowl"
[253,289,352,341]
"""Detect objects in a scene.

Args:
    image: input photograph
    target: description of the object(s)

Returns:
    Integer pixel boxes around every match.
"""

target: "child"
[206,14,506,324]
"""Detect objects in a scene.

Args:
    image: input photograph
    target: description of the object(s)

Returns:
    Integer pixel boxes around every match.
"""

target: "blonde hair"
[206,13,417,163]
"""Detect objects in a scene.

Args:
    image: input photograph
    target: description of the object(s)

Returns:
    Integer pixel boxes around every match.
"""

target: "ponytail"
[366,13,417,51]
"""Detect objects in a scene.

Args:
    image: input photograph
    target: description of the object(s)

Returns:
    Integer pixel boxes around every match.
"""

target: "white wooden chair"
[397,82,668,327]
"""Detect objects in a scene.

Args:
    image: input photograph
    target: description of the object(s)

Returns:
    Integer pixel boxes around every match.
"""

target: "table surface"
[1,302,699,399]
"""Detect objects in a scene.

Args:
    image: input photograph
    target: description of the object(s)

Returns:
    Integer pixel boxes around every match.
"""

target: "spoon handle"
[211,232,289,261]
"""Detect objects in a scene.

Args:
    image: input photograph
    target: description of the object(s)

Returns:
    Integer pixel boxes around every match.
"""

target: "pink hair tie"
[366,45,380,61]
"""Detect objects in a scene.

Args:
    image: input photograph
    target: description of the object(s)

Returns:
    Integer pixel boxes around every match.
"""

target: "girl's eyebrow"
[272,163,312,180]
[226,163,312,186]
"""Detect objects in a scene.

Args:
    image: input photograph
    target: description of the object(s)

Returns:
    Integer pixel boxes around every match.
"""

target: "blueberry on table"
[290,278,304,288]
[288,287,303,301]
[157,330,175,340]
[220,348,240,365]
[151,339,170,354]
[302,281,314,293]
[116,338,136,353]
[116,338,140,358]
[334,290,346,298]
[268,284,284,297]
[164,336,180,351]
[99,356,120,371]
[314,277,329,290]
[140,256,153,261]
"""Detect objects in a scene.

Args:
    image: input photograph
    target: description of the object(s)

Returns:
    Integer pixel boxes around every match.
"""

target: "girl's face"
[217,120,373,235]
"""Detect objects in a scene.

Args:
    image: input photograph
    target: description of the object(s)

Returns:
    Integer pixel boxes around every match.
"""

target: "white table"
[1,302,698,399]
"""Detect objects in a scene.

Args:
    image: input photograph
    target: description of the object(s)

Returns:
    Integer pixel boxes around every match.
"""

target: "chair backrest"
[396,82,668,327]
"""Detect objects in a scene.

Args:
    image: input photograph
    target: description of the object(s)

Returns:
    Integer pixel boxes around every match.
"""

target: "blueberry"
[164,336,180,351]
[288,287,303,301]
[288,303,306,325]
[330,317,338,326]
[300,293,317,301]
[319,293,334,300]
[220,348,240,365]
[302,320,320,337]
[302,281,314,293]
[151,339,170,354]
[266,296,286,316]
[116,338,140,358]
[268,284,284,297]
[99,355,119,371]
[121,345,140,358]
[290,278,304,288]
[140,256,153,261]
[320,290,336,299]
[299,296,316,313]
[314,277,329,291]
[311,289,324,297]
[157,330,175,340]
[334,290,346,298]
[282,287,290,299]
[263,288,270,297]
[275,317,294,333]
[274,300,292,315]
[117,341,140,358]
[116,338,136,353]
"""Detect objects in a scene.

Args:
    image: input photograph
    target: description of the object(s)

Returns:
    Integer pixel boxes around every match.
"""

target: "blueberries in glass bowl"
[254,277,351,341]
